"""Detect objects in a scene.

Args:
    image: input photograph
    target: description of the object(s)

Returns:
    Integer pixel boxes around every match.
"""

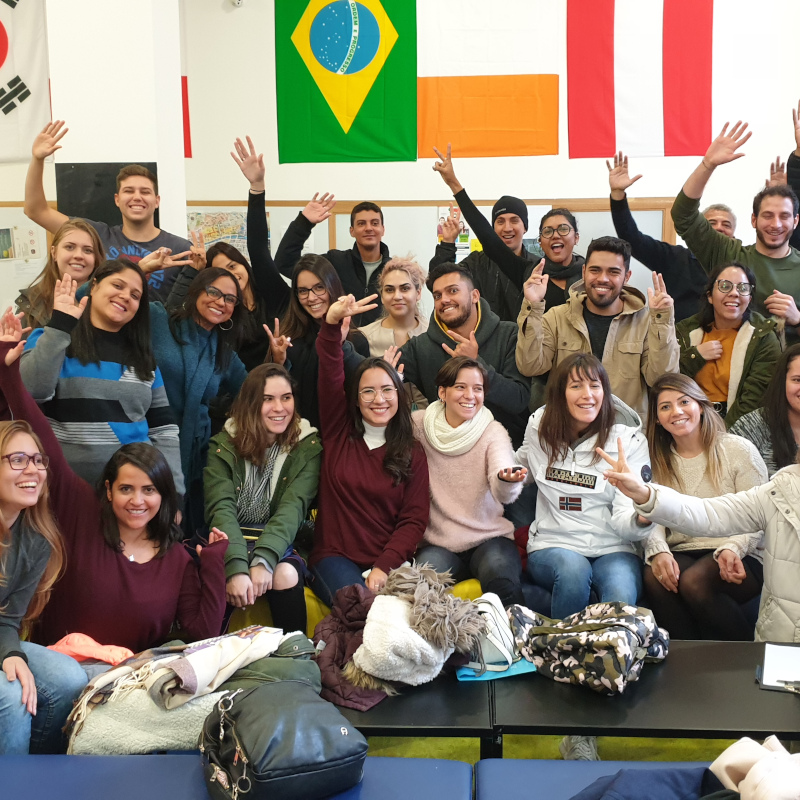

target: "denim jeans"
[0,641,88,754]
[527,547,642,620]
[416,537,524,606]
[311,556,367,608]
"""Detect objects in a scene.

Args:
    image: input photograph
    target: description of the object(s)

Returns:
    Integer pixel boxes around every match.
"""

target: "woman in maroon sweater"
[309,294,429,607]
[0,314,227,654]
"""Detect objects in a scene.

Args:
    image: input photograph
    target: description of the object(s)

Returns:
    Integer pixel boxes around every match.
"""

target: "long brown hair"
[279,254,346,342]
[538,353,615,467]
[0,421,64,636]
[24,219,105,328]
[762,343,800,471]
[229,364,301,465]
[646,373,726,493]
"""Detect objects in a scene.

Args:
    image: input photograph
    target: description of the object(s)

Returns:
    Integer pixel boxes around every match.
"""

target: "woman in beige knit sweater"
[642,373,767,640]
[412,357,526,606]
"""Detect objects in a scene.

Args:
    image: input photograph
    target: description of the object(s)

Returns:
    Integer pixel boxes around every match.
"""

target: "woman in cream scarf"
[412,357,527,606]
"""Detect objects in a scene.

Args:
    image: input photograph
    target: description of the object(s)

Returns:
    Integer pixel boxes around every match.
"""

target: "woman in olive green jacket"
[676,262,781,429]
[204,363,322,634]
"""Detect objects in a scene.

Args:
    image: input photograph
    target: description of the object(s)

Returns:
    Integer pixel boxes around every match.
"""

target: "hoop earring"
[218,319,233,331]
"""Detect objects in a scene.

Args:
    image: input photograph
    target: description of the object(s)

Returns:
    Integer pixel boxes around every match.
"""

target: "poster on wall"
[0,208,47,313]
[186,208,265,263]
[436,205,478,263]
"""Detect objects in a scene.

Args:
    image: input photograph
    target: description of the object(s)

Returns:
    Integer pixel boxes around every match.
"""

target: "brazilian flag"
[275,0,416,163]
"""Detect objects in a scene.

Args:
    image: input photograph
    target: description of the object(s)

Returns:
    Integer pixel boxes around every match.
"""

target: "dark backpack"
[200,680,367,800]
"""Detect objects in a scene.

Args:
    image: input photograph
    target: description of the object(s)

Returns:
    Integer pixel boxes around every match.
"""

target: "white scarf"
[423,400,494,456]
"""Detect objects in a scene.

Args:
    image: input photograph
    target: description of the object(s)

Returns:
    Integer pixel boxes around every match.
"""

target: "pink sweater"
[412,411,522,553]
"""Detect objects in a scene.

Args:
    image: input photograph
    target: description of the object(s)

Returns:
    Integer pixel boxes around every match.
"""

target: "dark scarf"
[543,252,585,285]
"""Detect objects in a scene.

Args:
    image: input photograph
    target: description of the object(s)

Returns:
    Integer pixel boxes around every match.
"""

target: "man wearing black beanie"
[430,144,584,322]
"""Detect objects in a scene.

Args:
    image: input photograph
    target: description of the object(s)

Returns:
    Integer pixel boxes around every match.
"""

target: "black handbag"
[200,680,368,800]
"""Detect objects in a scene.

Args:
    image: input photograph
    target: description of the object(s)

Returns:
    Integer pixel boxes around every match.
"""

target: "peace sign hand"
[523,259,548,304]
[647,272,673,311]
[441,203,461,243]
[326,293,378,325]
[596,438,651,505]
[231,135,265,191]
[432,143,463,193]
[441,329,479,359]
[302,192,336,225]
[189,229,207,271]
[264,318,292,365]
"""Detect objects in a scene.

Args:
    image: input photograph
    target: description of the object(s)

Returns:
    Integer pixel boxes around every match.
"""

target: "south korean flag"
[0,0,49,163]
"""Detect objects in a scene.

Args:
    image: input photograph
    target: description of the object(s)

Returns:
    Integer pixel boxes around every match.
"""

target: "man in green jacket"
[671,120,800,342]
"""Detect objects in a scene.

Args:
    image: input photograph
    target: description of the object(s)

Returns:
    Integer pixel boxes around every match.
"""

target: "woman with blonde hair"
[0,352,88,752]
[642,373,767,640]
[16,219,104,330]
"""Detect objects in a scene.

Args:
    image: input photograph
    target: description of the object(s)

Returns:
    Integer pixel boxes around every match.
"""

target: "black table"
[338,671,500,758]
[493,640,800,755]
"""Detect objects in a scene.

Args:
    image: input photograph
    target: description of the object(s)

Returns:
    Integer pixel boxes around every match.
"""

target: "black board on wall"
[54,162,159,228]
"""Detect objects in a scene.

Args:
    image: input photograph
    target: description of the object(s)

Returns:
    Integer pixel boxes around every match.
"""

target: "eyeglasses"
[297,284,327,300]
[715,279,753,296]
[204,285,239,306]
[2,452,49,470]
[540,224,574,238]
[358,386,398,402]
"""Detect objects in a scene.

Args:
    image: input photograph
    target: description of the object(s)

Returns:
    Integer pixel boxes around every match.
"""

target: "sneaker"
[559,735,600,761]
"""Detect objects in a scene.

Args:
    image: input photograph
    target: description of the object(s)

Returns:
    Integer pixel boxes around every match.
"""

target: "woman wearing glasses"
[150,267,248,536]
[676,261,780,428]
[413,357,526,606]
[266,253,370,431]
[19,263,183,489]
[309,294,428,605]
[0,311,225,752]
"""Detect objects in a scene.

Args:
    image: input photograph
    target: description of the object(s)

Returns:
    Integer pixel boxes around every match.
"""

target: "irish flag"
[567,0,713,159]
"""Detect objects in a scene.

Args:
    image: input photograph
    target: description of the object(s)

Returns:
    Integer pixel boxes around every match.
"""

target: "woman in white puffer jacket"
[602,443,800,643]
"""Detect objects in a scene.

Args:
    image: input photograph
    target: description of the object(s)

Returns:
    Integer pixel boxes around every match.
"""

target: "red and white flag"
[0,0,50,163]
[567,0,713,159]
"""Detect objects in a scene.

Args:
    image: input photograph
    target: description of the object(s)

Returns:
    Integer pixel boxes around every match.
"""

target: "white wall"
[1,0,799,256]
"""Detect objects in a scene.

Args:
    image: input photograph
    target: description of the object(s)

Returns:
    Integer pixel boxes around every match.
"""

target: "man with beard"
[516,236,679,422]
[430,145,584,321]
[671,121,800,342]
[397,262,531,448]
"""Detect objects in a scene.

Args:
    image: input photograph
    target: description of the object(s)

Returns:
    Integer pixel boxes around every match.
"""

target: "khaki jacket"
[515,282,679,420]
[639,466,800,643]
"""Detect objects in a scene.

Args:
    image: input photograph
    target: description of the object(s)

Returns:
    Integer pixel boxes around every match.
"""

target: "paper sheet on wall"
[0,209,47,313]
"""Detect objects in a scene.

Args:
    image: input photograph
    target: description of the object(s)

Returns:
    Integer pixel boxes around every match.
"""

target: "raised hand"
[522,259,548,304]
[0,308,31,366]
[189,229,206,271]
[766,156,787,188]
[32,120,68,160]
[326,293,378,325]
[382,344,404,374]
[596,438,652,504]
[441,203,461,243]
[498,466,528,483]
[231,136,265,191]
[606,151,643,197]
[650,552,680,593]
[764,289,800,326]
[647,272,673,311]
[264,318,292,365]
[717,549,746,585]
[441,329,479,359]
[696,340,723,361]
[703,121,751,168]
[197,526,228,557]
[432,143,463,193]
[794,99,800,154]
[139,247,192,275]
[53,276,88,320]
[302,192,336,224]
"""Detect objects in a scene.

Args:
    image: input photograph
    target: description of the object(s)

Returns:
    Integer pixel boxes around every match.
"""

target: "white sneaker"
[559,735,600,761]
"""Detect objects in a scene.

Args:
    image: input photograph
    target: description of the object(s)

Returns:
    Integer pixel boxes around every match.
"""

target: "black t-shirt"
[583,305,616,359]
